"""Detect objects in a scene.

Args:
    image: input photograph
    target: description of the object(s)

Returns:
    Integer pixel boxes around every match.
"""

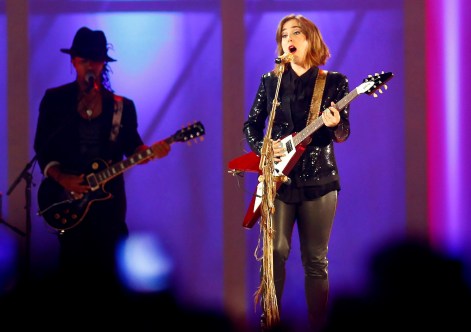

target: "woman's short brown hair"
[275,14,331,68]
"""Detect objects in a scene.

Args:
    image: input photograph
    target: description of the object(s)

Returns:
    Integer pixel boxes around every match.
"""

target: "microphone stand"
[255,55,293,329]
[4,92,78,287]
[5,155,37,284]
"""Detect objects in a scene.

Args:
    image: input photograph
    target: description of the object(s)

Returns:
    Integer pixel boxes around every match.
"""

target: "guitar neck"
[336,86,361,110]
[87,121,205,189]
[89,147,155,188]
[164,136,176,145]
[293,87,361,147]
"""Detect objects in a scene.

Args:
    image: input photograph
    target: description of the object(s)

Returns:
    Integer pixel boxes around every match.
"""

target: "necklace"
[78,91,101,120]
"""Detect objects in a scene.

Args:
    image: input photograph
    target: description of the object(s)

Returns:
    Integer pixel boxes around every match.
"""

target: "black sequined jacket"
[243,66,350,189]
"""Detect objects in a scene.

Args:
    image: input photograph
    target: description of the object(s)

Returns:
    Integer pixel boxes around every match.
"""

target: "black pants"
[57,193,129,294]
[270,190,338,331]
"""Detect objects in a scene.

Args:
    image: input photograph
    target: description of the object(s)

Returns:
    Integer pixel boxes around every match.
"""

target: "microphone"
[85,72,96,93]
[275,48,296,64]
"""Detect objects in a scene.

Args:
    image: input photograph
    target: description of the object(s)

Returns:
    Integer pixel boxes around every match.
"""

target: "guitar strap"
[109,94,123,142]
[306,69,328,125]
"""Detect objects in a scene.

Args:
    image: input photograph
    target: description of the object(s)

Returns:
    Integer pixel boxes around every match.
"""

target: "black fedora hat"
[60,26,116,62]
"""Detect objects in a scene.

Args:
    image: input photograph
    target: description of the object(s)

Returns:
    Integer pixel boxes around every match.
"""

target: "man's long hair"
[100,63,113,93]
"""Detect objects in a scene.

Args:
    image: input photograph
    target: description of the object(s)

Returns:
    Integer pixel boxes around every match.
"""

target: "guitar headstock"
[358,71,394,97]
[172,121,206,144]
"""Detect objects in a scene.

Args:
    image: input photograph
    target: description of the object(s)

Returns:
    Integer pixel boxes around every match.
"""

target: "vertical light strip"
[426,0,463,255]
[442,0,461,254]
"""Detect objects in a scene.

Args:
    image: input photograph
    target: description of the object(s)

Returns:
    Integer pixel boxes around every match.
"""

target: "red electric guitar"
[228,71,394,229]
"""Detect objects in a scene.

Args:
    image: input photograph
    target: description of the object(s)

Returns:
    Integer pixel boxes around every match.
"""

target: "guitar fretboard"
[87,148,154,189]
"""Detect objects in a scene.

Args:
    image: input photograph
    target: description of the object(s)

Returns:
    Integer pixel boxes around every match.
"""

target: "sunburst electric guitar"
[228,72,394,229]
[37,121,205,232]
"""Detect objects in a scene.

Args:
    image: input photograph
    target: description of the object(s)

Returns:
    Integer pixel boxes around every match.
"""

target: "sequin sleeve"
[243,74,271,155]
[330,72,350,143]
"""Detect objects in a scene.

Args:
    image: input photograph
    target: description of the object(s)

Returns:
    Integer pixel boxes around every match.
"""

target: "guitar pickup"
[285,140,293,153]
[86,174,100,191]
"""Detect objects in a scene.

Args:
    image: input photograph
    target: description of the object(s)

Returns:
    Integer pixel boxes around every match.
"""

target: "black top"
[243,66,351,203]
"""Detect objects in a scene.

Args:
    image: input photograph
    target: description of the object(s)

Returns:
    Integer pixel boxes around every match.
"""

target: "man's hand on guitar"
[58,174,89,196]
[151,140,171,159]
[135,141,170,165]
[47,166,89,195]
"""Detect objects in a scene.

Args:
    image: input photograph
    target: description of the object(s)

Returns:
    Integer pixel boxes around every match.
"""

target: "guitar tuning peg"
[378,89,383,94]
[384,85,388,90]
[374,72,379,76]
[373,93,378,98]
